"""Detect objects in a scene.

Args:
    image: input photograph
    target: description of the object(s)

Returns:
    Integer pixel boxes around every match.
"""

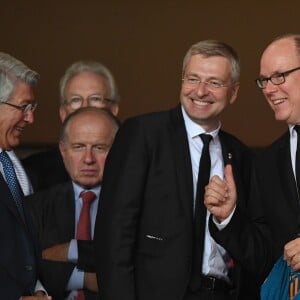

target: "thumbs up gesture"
[204,164,237,222]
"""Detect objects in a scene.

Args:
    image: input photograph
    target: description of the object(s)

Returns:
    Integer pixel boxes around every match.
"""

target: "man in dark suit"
[22,60,120,191]
[0,53,51,299]
[26,107,119,300]
[253,34,300,272]
[94,40,271,300]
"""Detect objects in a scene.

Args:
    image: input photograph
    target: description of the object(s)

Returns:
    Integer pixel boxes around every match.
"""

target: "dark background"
[1,1,297,149]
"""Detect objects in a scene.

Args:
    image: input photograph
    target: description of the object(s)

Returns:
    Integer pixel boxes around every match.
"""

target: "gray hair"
[182,40,240,83]
[59,60,120,105]
[0,52,39,103]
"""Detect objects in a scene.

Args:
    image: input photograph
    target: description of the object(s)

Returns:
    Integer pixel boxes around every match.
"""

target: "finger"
[224,164,235,189]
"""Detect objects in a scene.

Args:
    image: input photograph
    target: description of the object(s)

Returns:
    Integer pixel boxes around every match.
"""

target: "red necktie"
[76,191,96,300]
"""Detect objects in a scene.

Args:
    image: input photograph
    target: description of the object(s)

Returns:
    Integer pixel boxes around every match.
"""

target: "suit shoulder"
[258,130,289,157]
[219,130,251,152]
[26,182,72,205]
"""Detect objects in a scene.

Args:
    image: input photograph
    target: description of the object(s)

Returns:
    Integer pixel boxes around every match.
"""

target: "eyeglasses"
[64,95,114,110]
[255,66,300,89]
[182,76,231,90]
[1,101,37,114]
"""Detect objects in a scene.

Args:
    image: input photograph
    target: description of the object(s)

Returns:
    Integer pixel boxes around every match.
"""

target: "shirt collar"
[181,105,221,140]
[72,181,101,200]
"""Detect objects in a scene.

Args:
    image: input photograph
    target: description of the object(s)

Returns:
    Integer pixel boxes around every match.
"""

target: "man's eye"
[187,78,198,84]
[70,98,82,104]
[90,96,102,102]
[72,145,84,151]
[209,81,222,88]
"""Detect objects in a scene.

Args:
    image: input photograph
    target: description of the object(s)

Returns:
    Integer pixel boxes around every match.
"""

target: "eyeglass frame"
[255,66,300,89]
[1,101,38,114]
[182,75,233,90]
[63,94,115,109]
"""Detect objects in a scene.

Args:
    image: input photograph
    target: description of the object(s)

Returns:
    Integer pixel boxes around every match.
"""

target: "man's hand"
[204,164,237,222]
[42,243,70,262]
[284,237,300,270]
[84,272,99,292]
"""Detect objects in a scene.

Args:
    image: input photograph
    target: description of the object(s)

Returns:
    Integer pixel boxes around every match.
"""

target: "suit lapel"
[169,106,194,223]
[219,131,234,166]
[278,132,299,211]
[55,183,76,240]
[0,173,25,225]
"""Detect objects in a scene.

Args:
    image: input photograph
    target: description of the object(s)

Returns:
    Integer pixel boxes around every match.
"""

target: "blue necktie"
[0,151,24,218]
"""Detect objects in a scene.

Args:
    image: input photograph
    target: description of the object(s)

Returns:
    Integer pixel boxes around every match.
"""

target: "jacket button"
[25,265,33,271]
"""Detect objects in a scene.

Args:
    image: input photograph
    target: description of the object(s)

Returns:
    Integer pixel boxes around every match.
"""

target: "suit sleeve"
[25,192,76,299]
[209,154,272,283]
[94,118,148,300]
[77,240,96,272]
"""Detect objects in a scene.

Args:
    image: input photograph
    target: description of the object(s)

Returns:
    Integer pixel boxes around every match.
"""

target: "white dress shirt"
[289,125,298,178]
[181,107,232,281]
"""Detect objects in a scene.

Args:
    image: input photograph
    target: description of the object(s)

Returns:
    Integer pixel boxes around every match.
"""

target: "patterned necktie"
[190,133,212,290]
[76,191,96,300]
[294,125,300,199]
[0,151,24,218]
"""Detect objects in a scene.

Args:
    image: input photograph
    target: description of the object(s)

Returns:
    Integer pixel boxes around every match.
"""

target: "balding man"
[26,107,119,300]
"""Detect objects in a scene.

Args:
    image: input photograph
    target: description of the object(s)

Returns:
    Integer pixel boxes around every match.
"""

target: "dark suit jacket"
[254,130,300,264]
[25,182,97,300]
[94,105,271,300]
[0,174,39,299]
[22,147,69,192]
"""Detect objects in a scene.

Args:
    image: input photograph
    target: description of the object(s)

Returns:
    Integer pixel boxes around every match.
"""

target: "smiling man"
[94,40,270,300]
[26,107,119,300]
[0,52,52,299]
[253,34,300,274]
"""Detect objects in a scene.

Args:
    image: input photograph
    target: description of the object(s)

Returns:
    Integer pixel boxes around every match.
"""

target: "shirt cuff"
[34,279,48,295]
[213,205,236,230]
[66,267,85,291]
[68,239,78,263]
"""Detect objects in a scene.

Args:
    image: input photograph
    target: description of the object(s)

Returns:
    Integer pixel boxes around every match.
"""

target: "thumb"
[224,164,235,189]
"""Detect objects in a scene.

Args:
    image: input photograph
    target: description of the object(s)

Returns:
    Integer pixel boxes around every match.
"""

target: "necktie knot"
[80,191,96,205]
[200,133,212,145]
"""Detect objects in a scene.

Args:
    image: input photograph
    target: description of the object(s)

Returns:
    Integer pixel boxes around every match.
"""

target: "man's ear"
[110,103,119,116]
[229,82,240,104]
[59,106,67,122]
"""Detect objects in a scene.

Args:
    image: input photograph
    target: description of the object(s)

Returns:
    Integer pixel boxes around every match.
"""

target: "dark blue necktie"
[0,151,24,218]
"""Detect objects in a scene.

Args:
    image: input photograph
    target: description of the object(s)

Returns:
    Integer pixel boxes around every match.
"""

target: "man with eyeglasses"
[22,60,120,191]
[252,34,300,274]
[0,52,51,299]
[95,40,271,300]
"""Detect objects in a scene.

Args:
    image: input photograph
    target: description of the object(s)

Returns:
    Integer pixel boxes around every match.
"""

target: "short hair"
[0,52,39,103]
[60,107,120,143]
[59,60,120,105]
[182,40,240,83]
[269,33,300,59]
